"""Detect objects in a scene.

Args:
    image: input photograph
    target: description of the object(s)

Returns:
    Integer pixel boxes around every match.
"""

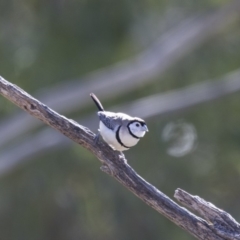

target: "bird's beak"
[142,125,149,132]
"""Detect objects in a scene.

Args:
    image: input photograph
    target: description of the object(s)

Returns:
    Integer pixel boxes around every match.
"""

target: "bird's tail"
[90,93,104,111]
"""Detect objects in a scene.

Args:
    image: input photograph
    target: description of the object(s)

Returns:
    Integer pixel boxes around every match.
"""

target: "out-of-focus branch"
[117,69,240,119]
[0,130,70,176]
[1,69,240,175]
[0,0,240,148]
[1,76,240,240]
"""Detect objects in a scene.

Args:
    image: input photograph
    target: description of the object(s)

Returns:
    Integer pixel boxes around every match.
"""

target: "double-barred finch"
[90,93,148,152]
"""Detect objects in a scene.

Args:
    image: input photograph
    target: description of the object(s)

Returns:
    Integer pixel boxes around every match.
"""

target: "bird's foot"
[94,133,100,145]
[119,152,127,164]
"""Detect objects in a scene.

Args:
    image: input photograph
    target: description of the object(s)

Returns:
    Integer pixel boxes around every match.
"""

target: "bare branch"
[1,68,240,174]
[1,75,239,239]
[175,189,240,240]
[0,0,240,148]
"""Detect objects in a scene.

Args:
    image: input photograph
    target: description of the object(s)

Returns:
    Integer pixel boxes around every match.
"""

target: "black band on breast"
[116,126,130,148]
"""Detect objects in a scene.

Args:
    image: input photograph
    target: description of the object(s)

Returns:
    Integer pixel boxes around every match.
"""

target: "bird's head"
[128,118,148,138]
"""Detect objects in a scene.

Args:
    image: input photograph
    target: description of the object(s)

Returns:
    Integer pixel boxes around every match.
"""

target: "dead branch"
[1,69,240,175]
[0,0,240,148]
[0,75,240,240]
[175,189,240,240]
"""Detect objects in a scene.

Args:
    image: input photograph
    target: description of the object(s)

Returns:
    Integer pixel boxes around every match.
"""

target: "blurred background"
[1,0,240,239]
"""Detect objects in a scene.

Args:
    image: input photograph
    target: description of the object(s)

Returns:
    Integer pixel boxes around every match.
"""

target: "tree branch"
[175,189,240,240]
[1,68,240,175]
[0,75,239,240]
[0,0,240,148]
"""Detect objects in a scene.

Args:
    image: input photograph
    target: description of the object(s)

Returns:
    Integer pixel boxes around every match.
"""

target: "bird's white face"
[128,121,148,138]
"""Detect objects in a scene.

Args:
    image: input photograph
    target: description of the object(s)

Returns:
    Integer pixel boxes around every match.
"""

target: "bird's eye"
[136,123,140,127]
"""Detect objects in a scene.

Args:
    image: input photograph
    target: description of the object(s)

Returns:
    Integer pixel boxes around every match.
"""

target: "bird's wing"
[98,112,129,130]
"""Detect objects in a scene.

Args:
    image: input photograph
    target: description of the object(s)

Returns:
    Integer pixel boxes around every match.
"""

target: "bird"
[90,93,148,153]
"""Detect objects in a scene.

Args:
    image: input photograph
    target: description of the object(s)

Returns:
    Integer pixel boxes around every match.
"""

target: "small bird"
[90,93,148,153]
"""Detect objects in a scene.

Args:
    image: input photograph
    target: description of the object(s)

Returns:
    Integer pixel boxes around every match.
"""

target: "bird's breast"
[99,121,129,151]
[119,126,139,148]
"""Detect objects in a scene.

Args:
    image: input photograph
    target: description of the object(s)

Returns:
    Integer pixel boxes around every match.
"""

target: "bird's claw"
[94,133,100,145]
[119,152,127,164]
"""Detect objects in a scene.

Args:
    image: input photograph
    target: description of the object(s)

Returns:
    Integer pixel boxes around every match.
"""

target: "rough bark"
[0,75,239,240]
[175,189,240,240]
[1,0,240,149]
